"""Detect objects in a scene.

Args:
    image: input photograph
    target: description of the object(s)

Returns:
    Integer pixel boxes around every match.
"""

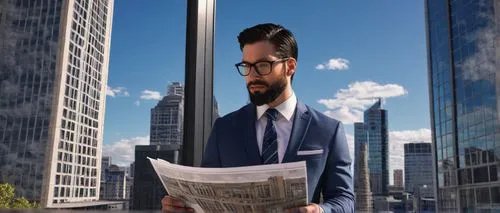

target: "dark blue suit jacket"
[201,101,354,213]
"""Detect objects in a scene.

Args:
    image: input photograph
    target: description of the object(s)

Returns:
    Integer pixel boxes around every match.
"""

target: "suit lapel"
[283,101,312,163]
[242,104,262,165]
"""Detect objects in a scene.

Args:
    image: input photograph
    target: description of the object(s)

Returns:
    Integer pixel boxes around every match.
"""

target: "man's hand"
[285,203,323,213]
[161,195,195,213]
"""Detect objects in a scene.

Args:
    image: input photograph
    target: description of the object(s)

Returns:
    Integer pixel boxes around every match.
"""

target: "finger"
[284,208,299,213]
[163,205,194,213]
[299,205,316,213]
[163,195,187,207]
[161,196,170,206]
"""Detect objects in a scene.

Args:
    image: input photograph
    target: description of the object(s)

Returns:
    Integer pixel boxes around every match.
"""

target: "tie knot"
[265,108,279,121]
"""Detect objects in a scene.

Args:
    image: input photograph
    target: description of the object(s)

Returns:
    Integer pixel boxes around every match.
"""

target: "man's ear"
[286,58,297,77]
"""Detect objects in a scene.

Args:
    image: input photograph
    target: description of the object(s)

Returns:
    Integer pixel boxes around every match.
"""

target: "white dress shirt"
[256,92,297,163]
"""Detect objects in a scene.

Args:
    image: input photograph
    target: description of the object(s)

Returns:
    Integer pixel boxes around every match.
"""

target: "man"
[162,23,354,213]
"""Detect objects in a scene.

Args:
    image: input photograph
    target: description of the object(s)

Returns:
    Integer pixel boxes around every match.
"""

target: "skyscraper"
[404,143,433,198]
[213,96,219,123]
[100,164,127,200]
[150,82,184,145]
[101,156,112,182]
[426,0,500,211]
[365,99,389,195]
[354,122,368,187]
[0,0,114,208]
[393,169,403,188]
[167,82,184,97]
[132,144,181,210]
[355,143,373,213]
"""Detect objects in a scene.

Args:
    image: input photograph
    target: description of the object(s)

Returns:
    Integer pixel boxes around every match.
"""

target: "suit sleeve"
[200,118,222,168]
[319,122,355,213]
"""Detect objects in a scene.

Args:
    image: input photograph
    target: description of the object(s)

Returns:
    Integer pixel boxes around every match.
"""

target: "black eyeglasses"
[235,58,289,76]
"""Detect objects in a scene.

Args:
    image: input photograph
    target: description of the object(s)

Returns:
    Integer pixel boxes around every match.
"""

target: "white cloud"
[324,107,364,125]
[315,64,325,70]
[140,90,162,100]
[107,86,130,97]
[456,4,495,83]
[103,136,149,167]
[134,100,141,106]
[319,97,375,112]
[319,81,408,124]
[315,58,350,71]
[390,129,432,143]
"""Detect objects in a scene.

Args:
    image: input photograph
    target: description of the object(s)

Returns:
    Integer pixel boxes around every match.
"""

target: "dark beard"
[247,76,287,106]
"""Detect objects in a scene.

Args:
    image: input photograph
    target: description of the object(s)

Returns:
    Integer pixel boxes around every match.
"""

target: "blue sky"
[103,1,432,179]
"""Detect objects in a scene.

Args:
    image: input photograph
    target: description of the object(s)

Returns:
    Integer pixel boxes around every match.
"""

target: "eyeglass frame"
[234,57,290,76]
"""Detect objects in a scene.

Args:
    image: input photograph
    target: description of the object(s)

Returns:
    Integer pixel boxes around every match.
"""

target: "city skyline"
[6,1,499,212]
[102,1,431,179]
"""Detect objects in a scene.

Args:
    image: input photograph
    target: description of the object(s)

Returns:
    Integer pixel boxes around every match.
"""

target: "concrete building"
[355,143,373,213]
[393,169,403,188]
[354,122,368,187]
[0,0,114,208]
[150,83,184,146]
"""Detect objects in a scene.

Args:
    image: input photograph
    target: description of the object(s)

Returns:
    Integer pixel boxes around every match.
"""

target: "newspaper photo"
[148,158,308,213]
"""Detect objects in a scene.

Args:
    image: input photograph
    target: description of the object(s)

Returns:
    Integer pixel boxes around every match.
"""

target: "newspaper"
[148,158,308,213]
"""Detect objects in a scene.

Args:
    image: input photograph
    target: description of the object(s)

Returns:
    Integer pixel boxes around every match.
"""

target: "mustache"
[247,80,269,88]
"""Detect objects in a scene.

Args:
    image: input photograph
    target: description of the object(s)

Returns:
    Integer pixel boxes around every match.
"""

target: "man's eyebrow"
[241,57,273,63]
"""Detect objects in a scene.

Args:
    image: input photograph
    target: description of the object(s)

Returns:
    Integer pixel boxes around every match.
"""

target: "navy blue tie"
[262,108,279,164]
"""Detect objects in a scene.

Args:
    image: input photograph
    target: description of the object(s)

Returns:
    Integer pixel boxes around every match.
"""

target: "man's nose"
[247,66,262,78]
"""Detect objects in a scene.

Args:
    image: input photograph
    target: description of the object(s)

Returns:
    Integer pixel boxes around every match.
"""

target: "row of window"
[80,101,99,120]
[58,140,74,152]
[62,108,77,121]
[63,97,77,111]
[72,4,88,29]
[60,129,75,142]
[82,69,102,102]
[84,49,103,75]
[79,135,97,147]
[56,161,73,174]
[70,30,84,47]
[460,186,500,208]
[53,186,97,198]
[79,119,98,138]
[56,157,97,174]
[458,165,498,185]
[61,119,76,131]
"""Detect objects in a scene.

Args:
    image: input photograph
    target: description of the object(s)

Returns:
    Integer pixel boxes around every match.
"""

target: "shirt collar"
[256,92,297,121]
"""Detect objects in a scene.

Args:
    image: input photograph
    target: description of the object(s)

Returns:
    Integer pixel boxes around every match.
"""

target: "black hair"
[237,23,298,81]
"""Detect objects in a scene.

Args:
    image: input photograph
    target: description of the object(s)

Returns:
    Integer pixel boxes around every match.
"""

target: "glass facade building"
[354,100,389,195]
[426,0,500,211]
[404,143,434,198]
[366,100,389,195]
